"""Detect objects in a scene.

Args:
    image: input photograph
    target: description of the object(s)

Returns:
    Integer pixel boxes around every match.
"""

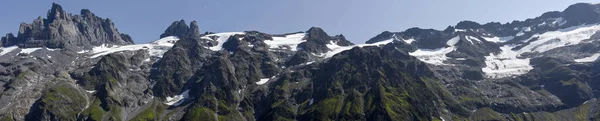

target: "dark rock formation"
[151,37,213,97]
[297,27,354,54]
[160,20,202,40]
[562,3,600,26]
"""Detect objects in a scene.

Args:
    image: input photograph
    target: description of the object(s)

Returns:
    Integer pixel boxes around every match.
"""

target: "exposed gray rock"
[297,27,354,54]
[2,3,134,48]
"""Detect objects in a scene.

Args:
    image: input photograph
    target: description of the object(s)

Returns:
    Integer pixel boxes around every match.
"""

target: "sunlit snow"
[165,89,190,106]
[256,78,271,85]
[455,29,468,32]
[321,38,395,58]
[305,61,316,65]
[446,36,460,46]
[82,36,180,58]
[482,24,600,78]
[466,36,481,44]
[482,45,533,78]
[20,47,42,54]
[201,32,245,51]
[0,46,18,56]
[482,36,514,43]
[264,33,307,51]
[410,47,456,65]
[519,24,600,53]
[408,36,460,65]
[574,53,600,62]
[404,38,416,44]
[392,34,414,44]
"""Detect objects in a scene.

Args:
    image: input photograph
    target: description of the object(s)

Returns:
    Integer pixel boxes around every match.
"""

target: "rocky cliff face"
[1,3,133,49]
[4,2,600,121]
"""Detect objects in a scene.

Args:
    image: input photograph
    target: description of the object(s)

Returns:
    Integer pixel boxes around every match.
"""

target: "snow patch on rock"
[392,34,415,44]
[519,24,600,53]
[410,47,456,65]
[81,36,180,58]
[202,32,246,51]
[409,36,460,65]
[575,53,600,62]
[404,38,416,44]
[482,36,514,43]
[165,89,190,106]
[0,46,19,56]
[85,90,96,93]
[264,33,306,51]
[481,24,600,78]
[257,78,271,85]
[20,47,42,54]
[321,37,395,58]
[482,45,533,78]
[466,36,481,44]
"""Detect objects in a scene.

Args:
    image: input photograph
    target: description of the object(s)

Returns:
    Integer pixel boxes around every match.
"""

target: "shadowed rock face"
[298,27,354,54]
[1,3,134,48]
[151,37,213,98]
[160,20,202,40]
[563,3,600,26]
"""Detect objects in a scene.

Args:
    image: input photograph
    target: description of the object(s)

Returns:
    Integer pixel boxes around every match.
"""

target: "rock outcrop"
[1,3,134,48]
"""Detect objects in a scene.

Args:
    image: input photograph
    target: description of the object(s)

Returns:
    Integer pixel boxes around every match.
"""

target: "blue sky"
[1,0,598,44]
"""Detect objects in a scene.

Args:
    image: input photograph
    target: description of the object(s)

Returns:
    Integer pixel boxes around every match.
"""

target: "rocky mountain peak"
[297,27,354,53]
[47,3,69,22]
[455,20,482,29]
[539,11,562,19]
[562,3,600,25]
[188,20,201,38]
[160,20,201,39]
[0,33,16,46]
[1,3,134,48]
[80,9,95,18]
[305,27,330,42]
[365,31,395,44]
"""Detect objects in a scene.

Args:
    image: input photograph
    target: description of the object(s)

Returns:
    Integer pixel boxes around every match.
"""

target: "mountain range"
[2,2,600,121]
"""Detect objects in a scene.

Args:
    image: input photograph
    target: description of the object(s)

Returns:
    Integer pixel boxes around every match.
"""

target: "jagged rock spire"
[160,20,201,39]
[1,3,134,48]
[47,3,69,22]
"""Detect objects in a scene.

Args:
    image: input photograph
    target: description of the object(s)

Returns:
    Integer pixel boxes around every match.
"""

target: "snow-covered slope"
[482,45,533,78]
[481,24,600,78]
[519,24,600,53]
[164,89,190,106]
[0,46,19,56]
[320,37,396,58]
[79,36,180,59]
[201,32,246,51]
[409,36,460,65]
[264,33,306,51]
[0,46,59,57]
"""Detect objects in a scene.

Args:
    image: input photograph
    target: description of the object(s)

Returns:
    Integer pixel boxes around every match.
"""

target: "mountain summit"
[0,3,133,49]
